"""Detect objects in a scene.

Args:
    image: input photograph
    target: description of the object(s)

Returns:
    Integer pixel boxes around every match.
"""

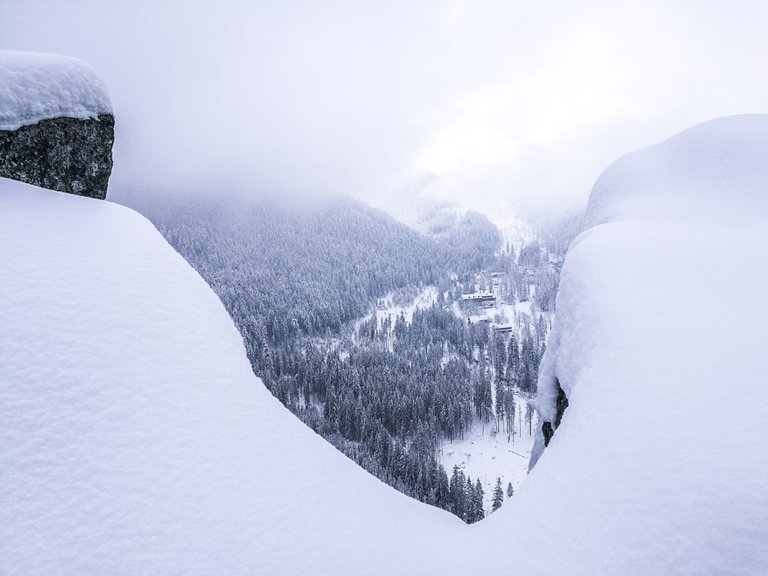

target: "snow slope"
[522,113,768,574]
[3,113,767,575]
[0,50,112,130]
[0,180,464,576]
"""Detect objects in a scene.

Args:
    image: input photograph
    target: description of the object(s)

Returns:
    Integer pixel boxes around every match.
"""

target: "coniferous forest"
[122,191,576,522]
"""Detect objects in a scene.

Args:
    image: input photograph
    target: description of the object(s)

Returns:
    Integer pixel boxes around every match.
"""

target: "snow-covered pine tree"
[506,333,519,385]
[449,465,466,519]
[494,377,505,432]
[473,478,485,522]
[492,477,504,511]
[465,477,476,523]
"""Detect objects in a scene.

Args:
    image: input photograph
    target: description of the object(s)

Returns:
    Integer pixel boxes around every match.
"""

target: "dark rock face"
[0,114,114,199]
[542,378,569,447]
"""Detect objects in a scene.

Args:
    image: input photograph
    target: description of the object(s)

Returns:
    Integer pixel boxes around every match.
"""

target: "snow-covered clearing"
[351,285,438,342]
[375,285,438,325]
[440,392,536,511]
[459,299,535,328]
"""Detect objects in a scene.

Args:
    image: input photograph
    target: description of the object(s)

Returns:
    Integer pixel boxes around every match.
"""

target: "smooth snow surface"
[0,180,462,576]
[531,113,768,573]
[3,114,768,575]
[0,50,112,130]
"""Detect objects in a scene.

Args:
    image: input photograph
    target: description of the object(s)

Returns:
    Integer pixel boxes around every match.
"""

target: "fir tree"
[494,377,505,431]
[472,478,485,522]
[492,477,504,511]
[465,477,476,523]
[506,333,520,384]
[449,465,466,519]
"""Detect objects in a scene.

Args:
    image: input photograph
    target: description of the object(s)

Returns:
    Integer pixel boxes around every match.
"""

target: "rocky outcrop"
[541,378,569,447]
[0,113,114,200]
[1,50,114,198]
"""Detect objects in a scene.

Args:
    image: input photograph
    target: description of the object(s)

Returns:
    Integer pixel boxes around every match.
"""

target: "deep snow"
[2,114,768,575]
[0,50,112,130]
[0,180,462,576]
[528,113,768,573]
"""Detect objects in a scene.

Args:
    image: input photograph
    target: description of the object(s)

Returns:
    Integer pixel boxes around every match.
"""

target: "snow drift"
[2,113,768,575]
[0,180,465,575]
[528,113,768,574]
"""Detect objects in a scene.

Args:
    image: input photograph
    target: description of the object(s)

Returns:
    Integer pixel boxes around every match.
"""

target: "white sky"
[2,1,767,217]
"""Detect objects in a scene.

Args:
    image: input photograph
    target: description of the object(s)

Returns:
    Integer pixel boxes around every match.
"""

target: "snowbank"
[527,114,768,573]
[0,50,112,130]
[585,114,768,228]
[0,180,461,576]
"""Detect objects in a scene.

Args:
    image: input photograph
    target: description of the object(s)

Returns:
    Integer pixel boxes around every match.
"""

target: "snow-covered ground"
[527,114,768,573]
[440,392,536,512]
[3,114,768,575]
[0,180,463,576]
[0,50,111,130]
[458,299,535,328]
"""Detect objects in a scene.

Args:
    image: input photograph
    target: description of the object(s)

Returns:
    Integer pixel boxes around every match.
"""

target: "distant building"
[460,290,496,307]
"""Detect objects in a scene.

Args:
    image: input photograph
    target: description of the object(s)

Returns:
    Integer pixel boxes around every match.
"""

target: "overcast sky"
[2,1,767,217]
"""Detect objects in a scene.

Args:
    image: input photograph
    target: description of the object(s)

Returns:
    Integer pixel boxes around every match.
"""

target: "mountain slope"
[121,192,445,345]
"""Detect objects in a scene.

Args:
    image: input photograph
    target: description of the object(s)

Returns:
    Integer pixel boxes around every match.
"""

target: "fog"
[2,1,767,217]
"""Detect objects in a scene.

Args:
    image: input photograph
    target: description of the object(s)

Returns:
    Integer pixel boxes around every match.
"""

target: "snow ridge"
[584,113,768,228]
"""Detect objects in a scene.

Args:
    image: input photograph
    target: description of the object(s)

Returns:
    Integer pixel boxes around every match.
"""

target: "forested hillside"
[122,190,563,521]
[135,194,443,345]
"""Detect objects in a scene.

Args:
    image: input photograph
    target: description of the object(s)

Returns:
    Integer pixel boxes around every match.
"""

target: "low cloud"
[2,1,767,217]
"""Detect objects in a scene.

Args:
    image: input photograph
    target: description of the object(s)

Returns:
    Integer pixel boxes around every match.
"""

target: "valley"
[123,189,576,521]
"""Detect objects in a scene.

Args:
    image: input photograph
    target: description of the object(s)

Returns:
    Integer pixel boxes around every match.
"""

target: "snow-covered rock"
[0,50,112,131]
[528,113,768,573]
[0,51,113,198]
